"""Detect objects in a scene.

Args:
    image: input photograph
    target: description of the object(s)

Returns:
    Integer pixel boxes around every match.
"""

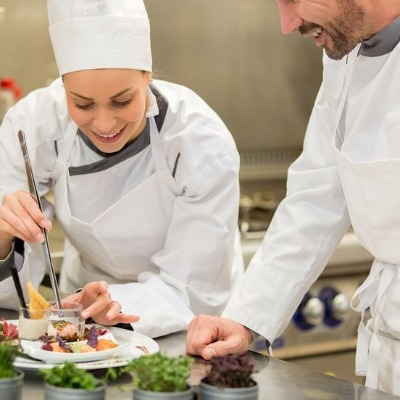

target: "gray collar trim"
[359,16,400,57]
[70,122,151,175]
[77,122,150,160]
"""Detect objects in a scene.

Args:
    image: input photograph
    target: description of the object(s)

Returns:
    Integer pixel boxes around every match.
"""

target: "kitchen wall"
[0,0,323,152]
[0,0,55,93]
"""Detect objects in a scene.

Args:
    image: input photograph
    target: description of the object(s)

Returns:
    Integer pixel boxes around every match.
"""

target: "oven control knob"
[319,286,350,327]
[292,292,324,330]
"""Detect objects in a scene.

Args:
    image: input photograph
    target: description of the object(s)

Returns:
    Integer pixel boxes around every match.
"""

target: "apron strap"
[150,83,169,133]
[149,118,169,171]
[351,261,397,388]
[351,261,383,376]
[147,86,181,175]
[351,261,384,312]
[333,49,359,148]
[50,122,78,183]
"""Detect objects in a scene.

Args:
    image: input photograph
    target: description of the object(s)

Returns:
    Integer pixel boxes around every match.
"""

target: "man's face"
[278,0,367,60]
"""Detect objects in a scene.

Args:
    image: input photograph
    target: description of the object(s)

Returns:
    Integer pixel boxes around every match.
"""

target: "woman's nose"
[93,109,117,133]
[277,1,303,35]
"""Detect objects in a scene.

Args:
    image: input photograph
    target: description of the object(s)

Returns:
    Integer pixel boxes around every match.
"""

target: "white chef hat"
[47,0,152,76]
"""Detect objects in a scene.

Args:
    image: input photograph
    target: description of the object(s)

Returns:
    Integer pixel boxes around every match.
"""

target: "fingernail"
[203,348,216,360]
[40,219,52,230]
[82,310,90,319]
[36,233,44,243]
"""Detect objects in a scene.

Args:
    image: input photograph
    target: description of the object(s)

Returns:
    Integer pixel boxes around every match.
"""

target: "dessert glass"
[18,306,49,340]
[46,301,85,341]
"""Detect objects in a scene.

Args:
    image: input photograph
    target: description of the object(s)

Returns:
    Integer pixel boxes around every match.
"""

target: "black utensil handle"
[9,264,30,318]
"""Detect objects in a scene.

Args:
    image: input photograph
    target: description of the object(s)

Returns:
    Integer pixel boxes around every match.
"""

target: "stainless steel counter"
[1,309,399,400]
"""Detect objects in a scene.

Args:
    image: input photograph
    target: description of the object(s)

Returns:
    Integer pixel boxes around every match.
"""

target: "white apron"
[51,118,179,292]
[332,50,400,394]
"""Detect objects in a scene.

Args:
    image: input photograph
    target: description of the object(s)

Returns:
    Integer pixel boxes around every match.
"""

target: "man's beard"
[323,25,361,60]
[298,3,366,60]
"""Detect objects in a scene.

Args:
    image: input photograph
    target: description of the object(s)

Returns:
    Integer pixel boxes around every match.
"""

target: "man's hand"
[63,281,139,326]
[186,315,253,360]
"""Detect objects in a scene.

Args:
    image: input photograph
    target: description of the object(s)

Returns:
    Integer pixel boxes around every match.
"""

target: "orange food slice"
[27,281,50,319]
[96,339,118,351]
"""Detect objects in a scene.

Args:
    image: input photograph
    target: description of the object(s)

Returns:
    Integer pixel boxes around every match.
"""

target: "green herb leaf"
[0,344,18,378]
[40,361,102,390]
[121,352,193,392]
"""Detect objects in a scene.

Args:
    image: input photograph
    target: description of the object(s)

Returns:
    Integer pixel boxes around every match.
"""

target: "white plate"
[20,333,129,364]
[8,320,159,371]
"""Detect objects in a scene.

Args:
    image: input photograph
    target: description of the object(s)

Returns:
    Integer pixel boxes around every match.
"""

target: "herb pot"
[0,369,24,400]
[133,386,193,400]
[44,381,106,400]
[199,378,258,400]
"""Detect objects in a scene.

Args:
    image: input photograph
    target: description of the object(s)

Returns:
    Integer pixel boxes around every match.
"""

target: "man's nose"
[277,1,303,35]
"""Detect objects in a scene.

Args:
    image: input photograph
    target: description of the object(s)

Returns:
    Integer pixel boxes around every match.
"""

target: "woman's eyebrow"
[69,87,133,101]
[69,91,92,101]
[110,87,133,100]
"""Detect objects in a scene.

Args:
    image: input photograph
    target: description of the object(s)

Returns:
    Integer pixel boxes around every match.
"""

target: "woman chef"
[0,0,242,338]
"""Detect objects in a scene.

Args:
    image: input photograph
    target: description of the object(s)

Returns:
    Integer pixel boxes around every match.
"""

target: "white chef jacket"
[0,78,242,338]
[223,16,400,394]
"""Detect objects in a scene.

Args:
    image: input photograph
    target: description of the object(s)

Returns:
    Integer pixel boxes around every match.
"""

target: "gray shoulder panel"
[359,16,400,57]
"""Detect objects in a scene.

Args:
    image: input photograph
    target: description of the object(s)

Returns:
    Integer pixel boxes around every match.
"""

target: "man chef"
[186,0,400,396]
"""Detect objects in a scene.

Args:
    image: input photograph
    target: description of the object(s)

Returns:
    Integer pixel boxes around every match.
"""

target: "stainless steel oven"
[239,149,374,384]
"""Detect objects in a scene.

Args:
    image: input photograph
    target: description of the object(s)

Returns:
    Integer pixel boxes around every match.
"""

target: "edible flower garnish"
[39,325,116,353]
[40,333,71,352]
[0,318,19,343]
[86,325,98,348]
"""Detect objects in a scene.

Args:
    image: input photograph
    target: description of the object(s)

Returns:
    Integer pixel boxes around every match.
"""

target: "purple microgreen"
[40,334,53,351]
[86,325,99,348]
[55,333,71,351]
[206,352,256,388]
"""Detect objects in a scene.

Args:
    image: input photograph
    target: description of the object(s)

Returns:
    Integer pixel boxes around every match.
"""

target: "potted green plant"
[199,352,258,400]
[40,361,106,400]
[0,343,24,400]
[120,352,194,399]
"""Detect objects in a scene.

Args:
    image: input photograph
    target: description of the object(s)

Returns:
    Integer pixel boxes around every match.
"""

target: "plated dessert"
[20,324,126,364]
[2,318,159,370]
[2,282,159,368]
[40,325,119,354]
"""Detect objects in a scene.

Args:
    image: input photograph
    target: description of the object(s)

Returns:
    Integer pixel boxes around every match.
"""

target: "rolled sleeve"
[0,239,24,282]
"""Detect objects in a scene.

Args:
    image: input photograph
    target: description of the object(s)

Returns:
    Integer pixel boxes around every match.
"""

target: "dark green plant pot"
[0,370,24,400]
[133,386,193,400]
[199,378,258,400]
[44,381,106,400]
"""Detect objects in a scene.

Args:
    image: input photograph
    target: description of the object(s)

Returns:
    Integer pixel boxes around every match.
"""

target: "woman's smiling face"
[63,68,151,153]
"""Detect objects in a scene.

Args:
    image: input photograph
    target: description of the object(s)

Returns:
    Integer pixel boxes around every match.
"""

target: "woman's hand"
[63,281,140,326]
[0,190,52,257]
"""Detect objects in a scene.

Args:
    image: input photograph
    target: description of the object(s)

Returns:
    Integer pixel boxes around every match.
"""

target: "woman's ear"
[143,71,152,84]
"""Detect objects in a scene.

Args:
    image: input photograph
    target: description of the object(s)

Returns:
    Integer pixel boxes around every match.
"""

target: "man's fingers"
[201,335,248,360]
[186,315,253,360]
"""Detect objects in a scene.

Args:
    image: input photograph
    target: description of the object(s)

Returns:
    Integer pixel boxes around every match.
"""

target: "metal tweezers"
[17,130,62,310]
